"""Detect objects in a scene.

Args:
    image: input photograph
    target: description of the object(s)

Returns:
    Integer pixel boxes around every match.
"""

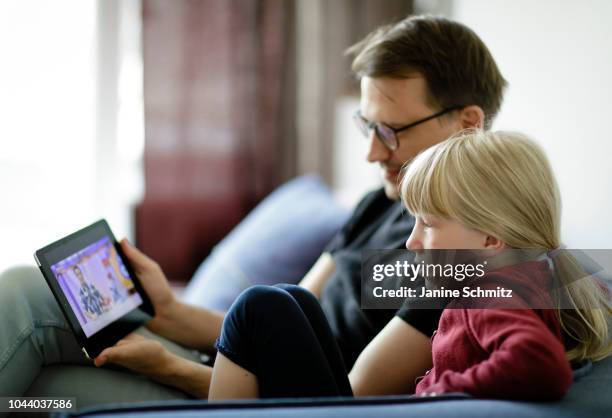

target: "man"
[0,15,505,403]
[74,265,106,319]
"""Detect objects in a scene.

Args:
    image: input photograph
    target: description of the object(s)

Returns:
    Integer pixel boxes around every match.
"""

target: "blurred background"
[1,0,611,281]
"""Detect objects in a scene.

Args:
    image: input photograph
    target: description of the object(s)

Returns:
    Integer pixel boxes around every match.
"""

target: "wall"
[332,96,381,207]
[452,0,612,248]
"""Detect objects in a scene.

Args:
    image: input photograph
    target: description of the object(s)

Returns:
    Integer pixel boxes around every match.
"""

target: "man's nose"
[366,129,391,163]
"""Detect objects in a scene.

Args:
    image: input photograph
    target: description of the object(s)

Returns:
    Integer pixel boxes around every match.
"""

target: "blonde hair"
[400,129,612,362]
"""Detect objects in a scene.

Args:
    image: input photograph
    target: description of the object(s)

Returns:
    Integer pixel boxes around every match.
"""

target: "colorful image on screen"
[51,236,143,337]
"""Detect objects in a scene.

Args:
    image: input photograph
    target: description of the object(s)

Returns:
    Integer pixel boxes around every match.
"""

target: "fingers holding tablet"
[119,238,177,316]
[119,239,158,273]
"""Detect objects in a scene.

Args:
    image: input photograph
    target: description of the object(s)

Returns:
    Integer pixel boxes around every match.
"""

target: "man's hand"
[94,333,172,376]
[119,239,178,331]
[94,333,212,398]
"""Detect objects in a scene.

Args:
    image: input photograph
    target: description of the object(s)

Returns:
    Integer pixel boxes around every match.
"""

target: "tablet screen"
[50,236,143,337]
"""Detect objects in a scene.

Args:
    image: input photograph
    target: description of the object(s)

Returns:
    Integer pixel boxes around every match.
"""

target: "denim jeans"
[216,284,353,398]
[0,266,200,411]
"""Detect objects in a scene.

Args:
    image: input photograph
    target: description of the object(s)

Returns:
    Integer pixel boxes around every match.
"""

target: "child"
[205,131,609,401]
[400,130,611,399]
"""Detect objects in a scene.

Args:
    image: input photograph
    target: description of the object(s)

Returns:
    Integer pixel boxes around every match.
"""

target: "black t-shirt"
[320,188,441,369]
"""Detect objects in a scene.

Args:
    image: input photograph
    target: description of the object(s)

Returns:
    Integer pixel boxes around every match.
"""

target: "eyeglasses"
[353,106,464,151]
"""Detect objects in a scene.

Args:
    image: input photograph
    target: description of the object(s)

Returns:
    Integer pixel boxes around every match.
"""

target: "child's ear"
[484,235,506,250]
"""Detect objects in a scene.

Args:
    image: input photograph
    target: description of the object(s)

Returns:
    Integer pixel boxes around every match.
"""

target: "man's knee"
[1,265,43,296]
[0,265,60,319]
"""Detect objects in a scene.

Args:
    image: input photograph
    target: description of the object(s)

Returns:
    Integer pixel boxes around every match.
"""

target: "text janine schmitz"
[370,260,513,299]
[373,286,513,299]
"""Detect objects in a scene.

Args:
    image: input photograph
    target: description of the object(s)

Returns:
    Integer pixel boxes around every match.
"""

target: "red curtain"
[137,0,295,282]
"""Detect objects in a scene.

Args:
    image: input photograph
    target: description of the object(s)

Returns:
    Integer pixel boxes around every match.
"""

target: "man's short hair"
[347,15,507,129]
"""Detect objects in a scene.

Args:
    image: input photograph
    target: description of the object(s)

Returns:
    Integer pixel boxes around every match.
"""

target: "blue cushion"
[182,174,350,311]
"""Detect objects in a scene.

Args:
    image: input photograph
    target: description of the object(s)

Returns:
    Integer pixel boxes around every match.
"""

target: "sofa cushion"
[181,174,351,311]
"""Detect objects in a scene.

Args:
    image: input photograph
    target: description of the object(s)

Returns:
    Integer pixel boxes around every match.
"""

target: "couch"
[56,357,611,417]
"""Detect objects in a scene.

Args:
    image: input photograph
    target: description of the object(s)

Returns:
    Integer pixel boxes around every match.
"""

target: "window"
[0,0,143,272]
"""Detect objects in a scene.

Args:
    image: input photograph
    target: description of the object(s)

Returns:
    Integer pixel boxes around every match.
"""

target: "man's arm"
[120,239,224,351]
[147,300,224,351]
[349,317,433,396]
[154,251,336,346]
[298,252,336,299]
[123,240,338,349]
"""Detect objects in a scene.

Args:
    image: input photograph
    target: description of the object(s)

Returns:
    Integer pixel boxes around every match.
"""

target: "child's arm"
[423,309,572,400]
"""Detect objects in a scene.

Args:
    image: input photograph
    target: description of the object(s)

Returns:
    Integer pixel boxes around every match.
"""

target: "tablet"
[34,220,155,359]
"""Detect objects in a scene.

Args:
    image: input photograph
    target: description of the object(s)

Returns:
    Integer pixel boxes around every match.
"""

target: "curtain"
[138,0,295,282]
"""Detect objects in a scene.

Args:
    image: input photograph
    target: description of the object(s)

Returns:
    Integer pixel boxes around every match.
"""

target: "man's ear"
[458,105,485,129]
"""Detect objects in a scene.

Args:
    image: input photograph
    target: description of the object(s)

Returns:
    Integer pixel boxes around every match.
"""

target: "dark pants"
[215,284,353,398]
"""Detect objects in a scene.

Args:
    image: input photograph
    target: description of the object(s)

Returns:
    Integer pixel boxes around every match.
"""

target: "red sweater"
[415,261,572,400]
